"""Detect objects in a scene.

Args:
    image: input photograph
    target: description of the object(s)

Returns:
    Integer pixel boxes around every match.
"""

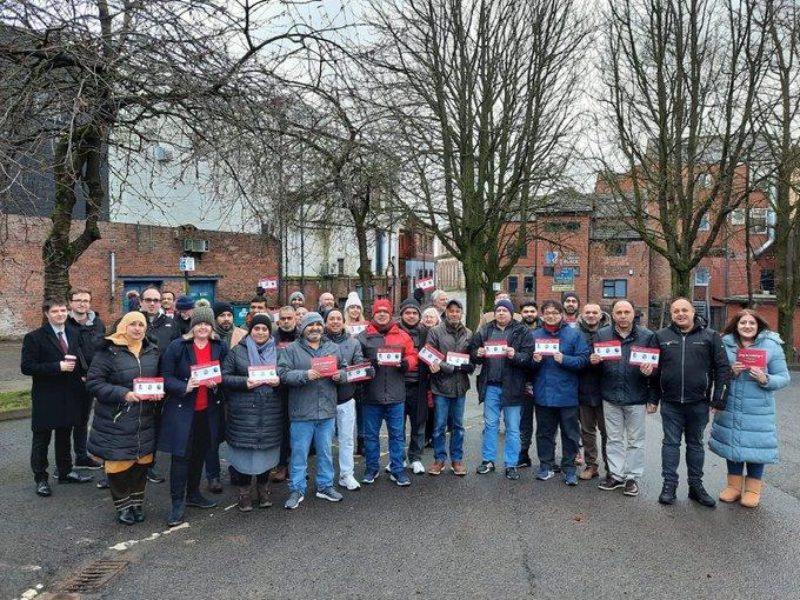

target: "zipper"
[680,334,686,403]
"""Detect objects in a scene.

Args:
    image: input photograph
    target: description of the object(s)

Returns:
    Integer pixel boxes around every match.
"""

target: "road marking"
[109,522,190,552]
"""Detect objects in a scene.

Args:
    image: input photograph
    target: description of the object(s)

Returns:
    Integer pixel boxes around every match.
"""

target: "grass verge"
[0,390,31,412]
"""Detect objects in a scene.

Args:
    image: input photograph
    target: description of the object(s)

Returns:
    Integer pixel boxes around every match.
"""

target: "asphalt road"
[2,381,799,600]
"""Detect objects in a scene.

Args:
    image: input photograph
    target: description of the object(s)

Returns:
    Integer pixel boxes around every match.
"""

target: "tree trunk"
[775,228,798,362]
[354,220,373,314]
[670,265,692,299]
[462,247,485,330]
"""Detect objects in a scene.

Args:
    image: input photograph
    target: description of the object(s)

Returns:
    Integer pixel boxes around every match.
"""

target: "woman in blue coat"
[709,310,790,508]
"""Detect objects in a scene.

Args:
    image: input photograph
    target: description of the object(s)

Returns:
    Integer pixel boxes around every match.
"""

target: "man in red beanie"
[356,299,419,486]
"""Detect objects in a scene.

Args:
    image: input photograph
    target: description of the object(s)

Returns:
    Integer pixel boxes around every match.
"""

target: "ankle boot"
[256,483,272,508]
[740,477,763,508]
[237,486,253,512]
[719,474,743,503]
[167,499,185,527]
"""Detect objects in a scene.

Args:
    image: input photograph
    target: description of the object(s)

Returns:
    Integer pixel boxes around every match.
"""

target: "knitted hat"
[176,295,195,310]
[344,291,363,310]
[446,299,463,310]
[399,297,421,316]
[561,291,580,305]
[249,313,272,332]
[298,312,324,335]
[190,306,214,328]
[288,291,305,304]
[494,299,515,315]
[372,298,393,316]
[213,301,233,318]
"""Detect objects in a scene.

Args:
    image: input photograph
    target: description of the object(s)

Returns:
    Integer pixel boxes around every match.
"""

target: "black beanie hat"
[214,301,233,318]
[249,313,272,332]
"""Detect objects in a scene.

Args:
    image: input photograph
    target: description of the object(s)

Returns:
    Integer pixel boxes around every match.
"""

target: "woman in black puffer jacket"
[87,312,162,525]
[221,313,284,512]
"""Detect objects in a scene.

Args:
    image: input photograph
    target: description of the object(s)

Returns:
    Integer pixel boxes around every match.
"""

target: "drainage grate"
[53,559,129,593]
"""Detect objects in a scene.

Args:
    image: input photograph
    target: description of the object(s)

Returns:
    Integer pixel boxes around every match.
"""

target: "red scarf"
[543,322,560,334]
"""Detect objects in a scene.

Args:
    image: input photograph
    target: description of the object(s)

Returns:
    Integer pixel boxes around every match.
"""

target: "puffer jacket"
[595,324,657,406]
[277,337,342,420]
[425,319,474,398]
[469,319,535,407]
[357,321,419,405]
[221,339,284,450]
[577,312,610,407]
[709,331,791,464]
[86,339,159,461]
[326,330,366,404]
[531,322,591,408]
[143,311,180,352]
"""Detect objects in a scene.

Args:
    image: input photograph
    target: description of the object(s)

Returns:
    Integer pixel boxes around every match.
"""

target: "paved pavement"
[1,382,799,600]
[0,342,28,392]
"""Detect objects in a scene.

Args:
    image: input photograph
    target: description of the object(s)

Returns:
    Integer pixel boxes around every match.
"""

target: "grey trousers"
[603,401,646,481]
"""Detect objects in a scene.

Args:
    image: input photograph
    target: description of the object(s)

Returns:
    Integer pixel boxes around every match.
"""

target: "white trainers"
[411,461,425,475]
[338,474,361,491]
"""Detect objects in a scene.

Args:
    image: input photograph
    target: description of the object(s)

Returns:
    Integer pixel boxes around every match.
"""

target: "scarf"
[246,334,276,366]
[371,319,393,335]
[543,322,560,334]
[325,329,349,345]
[106,311,146,357]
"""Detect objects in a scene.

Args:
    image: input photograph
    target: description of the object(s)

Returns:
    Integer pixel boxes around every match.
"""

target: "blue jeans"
[289,418,335,495]
[433,395,466,462]
[362,403,405,474]
[660,401,709,486]
[727,460,765,480]
[535,404,581,473]
[481,385,521,468]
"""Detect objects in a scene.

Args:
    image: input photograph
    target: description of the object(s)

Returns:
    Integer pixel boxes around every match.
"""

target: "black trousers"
[278,393,291,467]
[108,463,148,510]
[229,465,269,486]
[31,428,72,482]
[170,410,210,501]
[72,397,93,461]
[520,395,535,454]
[150,401,163,470]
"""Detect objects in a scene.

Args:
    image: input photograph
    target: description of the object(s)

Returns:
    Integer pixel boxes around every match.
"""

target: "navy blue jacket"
[595,324,657,406]
[531,322,590,408]
[468,319,535,407]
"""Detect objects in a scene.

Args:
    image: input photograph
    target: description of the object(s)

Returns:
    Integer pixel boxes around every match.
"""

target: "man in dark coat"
[270,305,299,482]
[21,298,92,497]
[518,299,541,468]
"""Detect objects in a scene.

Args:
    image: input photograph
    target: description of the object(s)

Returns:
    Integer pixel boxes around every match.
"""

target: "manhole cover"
[53,559,129,593]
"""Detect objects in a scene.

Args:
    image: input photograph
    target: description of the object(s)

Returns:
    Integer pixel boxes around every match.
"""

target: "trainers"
[428,460,445,476]
[147,467,166,484]
[579,465,599,480]
[688,484,716,508]
[476,460,495,475]
[451,461,467,476]
[553,463,562,474]
[536,466,555,481]
[316,487,344,502]
[597,475,625,491]
[167,501,185,527]
[564,470,578,486]
[389,471,411,487]
[361,468,380,484]
[207,478,223,494]
[505,467,520,481]
[411,460,426,475]
[96,477,110,490]
[185,492,217,509]
[658,483,677,505]
[75,456,103,470]
[517,453,533,469]
[385,460,408,473]
[339,474,361,491]
[284,491,304,510]
[623,479,640,496]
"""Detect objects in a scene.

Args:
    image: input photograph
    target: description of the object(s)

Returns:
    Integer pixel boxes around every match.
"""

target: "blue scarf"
[245,335,276,366]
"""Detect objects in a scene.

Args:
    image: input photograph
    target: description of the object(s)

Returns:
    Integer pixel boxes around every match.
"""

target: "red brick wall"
[533,214,591,304]
[588,239,650,321]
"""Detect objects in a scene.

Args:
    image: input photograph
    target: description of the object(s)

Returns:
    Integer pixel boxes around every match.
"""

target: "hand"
[307,369,321,381]
[153,393,165,401]
[506,347,516,359]
[246,378,264,389]
[429,362,441,374]
[186,377,200,393]
[533,352,542,363]
[477,347,486,358]
[589,353,602,365]
[124,391,142,403]
[332,371,341,382]
[731,361,746,376]
[646,403,658,414]
[207,381,217,391]
[553,352,564,364]
[748,367,768,385]
[266,376,280,387]
[639,363,654,376]
[60,360,76,372]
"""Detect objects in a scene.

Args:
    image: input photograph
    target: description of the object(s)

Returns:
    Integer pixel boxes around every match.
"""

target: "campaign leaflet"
[418,344,445,367]
[347,322,368,336]
[737,348,768,369]
[133,377,164,400]
[345,363,373,383]
[629,346,660,367]
[377,346,403,367]
[593,340,623,361]
[248,364,278,382]
[310,356,339,378]
[535,339,560,356]
[416,277,435,291]
[446,352,470,367]
[190,361,222,384]
[484,339,508,357]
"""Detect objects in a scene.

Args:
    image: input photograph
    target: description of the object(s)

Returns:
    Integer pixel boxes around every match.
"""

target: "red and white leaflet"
[248,364,278,382]
[345,363,373,383]
[484,340,508,357]
[418,344,445,367]
[629,346,660,367]
[594,340,622,361]
[737,348,767,369]
[416,277,435,291]
[133,377,164,400]
[347,322,368,336]
[191,361,222,384]
[377,346,403,367]
[311,356,339,378]
[535,339,560,356]
[446,352,470,367]
[258,277,278,290]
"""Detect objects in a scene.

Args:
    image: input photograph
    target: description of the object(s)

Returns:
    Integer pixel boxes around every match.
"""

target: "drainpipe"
[753,210,777,259]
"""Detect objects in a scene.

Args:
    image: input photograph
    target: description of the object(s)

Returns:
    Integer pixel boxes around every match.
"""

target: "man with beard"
[317,292,336,313]
[431,289,449,318]
[214,301,247,348]
[288,291,305,310]
[518,299,541,468]
[396,297,429,475]
[271,305,299,483]
[562,292,581,329]
[577,303,610,480]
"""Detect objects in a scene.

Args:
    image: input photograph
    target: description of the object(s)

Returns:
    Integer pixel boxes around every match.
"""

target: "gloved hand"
[398,358,409,373]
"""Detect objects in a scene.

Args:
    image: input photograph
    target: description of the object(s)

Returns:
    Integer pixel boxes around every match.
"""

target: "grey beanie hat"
[190,306,215,329]
[299,312,324,335]
[289,291,305,303]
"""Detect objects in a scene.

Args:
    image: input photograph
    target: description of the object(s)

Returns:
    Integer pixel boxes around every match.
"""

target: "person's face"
[192,321,212,341]
[250,323,270,345]
[435,294,448,310]
[401,308,420,327]
[126,320,146,341]
[521,306,538,324]
[445,305,462,325]
[326,312,345,334]
[162,293,174,310]
[69,293,91,316]
[304,322,323,342]
[319,293,335,309]
[45,304,69,327]
[290,296,304,308]
[374,309,392,326]
[347,305,362,322]
[737,314,758,340]
[250,302,267,314]
[278,310,296,332]
[423,312,439,328]
[216,312,233,330]
[542,305,563,326]
[295,307,308,319]
[141,291,162,316]
[612,301,634,330]
[582,304,601,327]
[178,308,193,320]
[495,307,511,326]
[670,299,695,330]
[563,297,579,315]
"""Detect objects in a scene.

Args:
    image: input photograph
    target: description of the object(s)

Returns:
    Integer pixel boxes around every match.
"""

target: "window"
[507,276,518,293]
[337,258,345,276]
[750,208,768,235]
[694,267,710,287]
[543,221,580,233]
[698,213,710,232]
[730,209,746,225]
[760,269,775,293]
[523,276,534,293]
[605,241,627,256]
[602,279,627,299]
[543,266,555,276]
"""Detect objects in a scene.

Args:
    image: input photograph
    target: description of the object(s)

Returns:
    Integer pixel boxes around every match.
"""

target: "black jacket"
[577,313,610,407]
[425,320,474,398]
[653,317,731,409]
[469,319,535,407]
[86,339,159,460]
[595,324,657,406]
[142,311,180,352]
[68,312,106,373]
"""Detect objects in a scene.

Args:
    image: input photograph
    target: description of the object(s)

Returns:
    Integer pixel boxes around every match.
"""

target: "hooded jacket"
[326,329,366,404]
[357,321,419,405]
[277,337,343,421]
[469,318,535,407]
[425,318,474,398]
[577,312,611,407]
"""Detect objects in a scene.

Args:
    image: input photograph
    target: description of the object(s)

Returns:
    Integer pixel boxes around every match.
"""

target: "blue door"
[188,280,216,305]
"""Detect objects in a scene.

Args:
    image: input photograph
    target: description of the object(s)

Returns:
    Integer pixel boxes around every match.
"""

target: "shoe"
[579,465,599,480]
[623,480,640,496]
[517,453,533,469]
[270,465,288,483]
[564,470,578,486]
[688,484,716,508]
[658,483,677,505]
[476,460,495,475]
[740,477,763,508]
[553,464,562,474]
[167,500,185,527]
[284,491,304,510]
[362,468,380,484]
[185,492,217,509]
[316,487,344,502]
[424,438,434,449]
[505,467,520,481]
[207,478,223,494]
[237,486,253,512]
[96,477,110,490]
[147,467,166,484]
[428,460,445,476]
[411,460,426,475]
[719,474,744,503]
[597,475,624,491]
[117,507,135,526]
[385,460,408,473]
[36,480,52,497]
[58,470,92,484]
[256,483,273,508]
[74,456,103,470]
[131,506,145,523]
[451,461,467,476]
[535,466,555,481]
[338,475,361,491]
[389,471,412,487]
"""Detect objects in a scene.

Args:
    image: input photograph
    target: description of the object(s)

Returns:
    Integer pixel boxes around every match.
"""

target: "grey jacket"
[277,337,343,421]
[425,320,474,398]
[326,331,366,404]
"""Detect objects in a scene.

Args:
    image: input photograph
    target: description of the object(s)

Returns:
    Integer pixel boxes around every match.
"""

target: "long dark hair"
[722,309,771,346]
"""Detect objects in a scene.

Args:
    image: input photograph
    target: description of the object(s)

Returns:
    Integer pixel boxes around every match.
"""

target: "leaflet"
[310,356,339,378]
[737,348,767,369]
[345,363,373,383]
[629,346,660,367]
[377,346,403,367]
[133,377,164,400]
[593,340,622,361]
[484,340,508,357]
[446,352,470,367]
[248,364,278,382]
[190,361,222,384]
[535,339,560,356]
[418,344,445,367]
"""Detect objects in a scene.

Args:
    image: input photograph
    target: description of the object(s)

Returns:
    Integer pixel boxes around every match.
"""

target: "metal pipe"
[753,209,777,258]
[110,251,116,298]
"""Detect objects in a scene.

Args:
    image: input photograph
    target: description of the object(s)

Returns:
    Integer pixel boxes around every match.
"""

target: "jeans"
[336,399,356,478]
[660,401,709,487]
[535,404,581,473]
[404,383,426,462]
[433,395,466,462]
[289,418,335,495]
[520,394,535,455]
[31,427,73,482]
[362,403,405,474]
[481,385,522,468]
[726,460,765,480]
[603,401,646,481]
[170,410,210,501]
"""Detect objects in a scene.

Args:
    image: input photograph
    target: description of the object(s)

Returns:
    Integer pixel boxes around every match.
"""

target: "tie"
[57,331,68,354]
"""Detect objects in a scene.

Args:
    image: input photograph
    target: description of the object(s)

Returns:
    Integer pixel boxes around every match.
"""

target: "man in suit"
[21,298,92,497]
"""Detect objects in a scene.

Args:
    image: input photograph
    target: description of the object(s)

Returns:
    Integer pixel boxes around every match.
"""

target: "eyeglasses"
[142,298,161,303]
[71,299,90,303]
[542,311,561,316]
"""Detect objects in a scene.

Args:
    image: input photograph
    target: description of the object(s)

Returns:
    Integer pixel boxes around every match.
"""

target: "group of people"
[21,285,791,527]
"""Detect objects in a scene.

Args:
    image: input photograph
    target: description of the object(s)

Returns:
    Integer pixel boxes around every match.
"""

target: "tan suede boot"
[719,474,743,503]
[740,477,763,508]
